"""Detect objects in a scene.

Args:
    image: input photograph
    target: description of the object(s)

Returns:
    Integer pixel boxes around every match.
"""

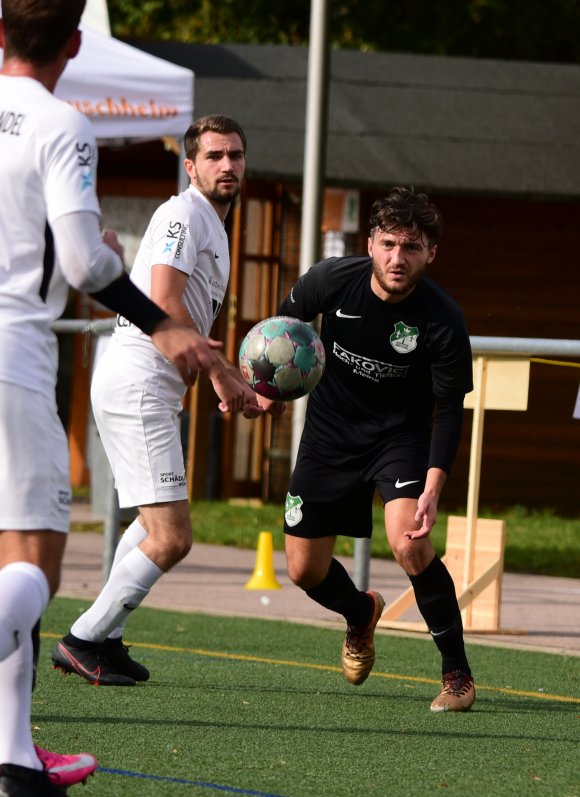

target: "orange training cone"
[245,531,282,590]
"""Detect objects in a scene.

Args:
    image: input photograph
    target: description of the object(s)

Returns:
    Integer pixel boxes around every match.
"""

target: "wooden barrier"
[378,355,530,635]
[378,515,507,633]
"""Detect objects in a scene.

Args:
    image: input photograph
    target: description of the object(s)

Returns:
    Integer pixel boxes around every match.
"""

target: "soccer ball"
[239,316,326,401]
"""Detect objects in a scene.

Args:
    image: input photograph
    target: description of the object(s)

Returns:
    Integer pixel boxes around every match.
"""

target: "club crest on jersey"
[285,493,303,527]
[390,322,419,354]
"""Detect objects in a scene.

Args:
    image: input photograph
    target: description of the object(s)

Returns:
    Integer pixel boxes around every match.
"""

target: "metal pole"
[290,0,330,469]
[353,538,371,591]
[178,136,189,192]
[469,336,580,356]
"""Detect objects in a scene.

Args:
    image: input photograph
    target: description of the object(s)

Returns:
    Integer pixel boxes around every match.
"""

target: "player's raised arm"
[52,211,221,382]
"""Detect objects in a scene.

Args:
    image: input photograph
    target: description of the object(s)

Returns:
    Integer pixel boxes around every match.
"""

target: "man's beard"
[210,187,239,204]
[203,179,240,205]
[372,261,425,296]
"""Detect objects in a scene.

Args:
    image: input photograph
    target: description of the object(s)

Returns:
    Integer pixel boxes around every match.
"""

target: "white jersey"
[0,75,101,399]
[112,185,231,400]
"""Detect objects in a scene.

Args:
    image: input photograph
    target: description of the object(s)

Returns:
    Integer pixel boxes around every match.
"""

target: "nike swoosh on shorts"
[395,479,420,488]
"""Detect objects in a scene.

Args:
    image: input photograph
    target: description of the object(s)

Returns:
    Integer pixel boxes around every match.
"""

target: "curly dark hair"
[184,115,247,160]
[369,186,442,246]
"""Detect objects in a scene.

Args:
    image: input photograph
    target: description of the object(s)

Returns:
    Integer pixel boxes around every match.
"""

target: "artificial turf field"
[37,597,579,797]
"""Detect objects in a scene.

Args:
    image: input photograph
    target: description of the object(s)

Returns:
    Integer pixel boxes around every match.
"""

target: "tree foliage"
[107,0,580,63]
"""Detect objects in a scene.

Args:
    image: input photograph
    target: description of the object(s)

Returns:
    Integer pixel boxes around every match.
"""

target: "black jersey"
[278,256,473,466]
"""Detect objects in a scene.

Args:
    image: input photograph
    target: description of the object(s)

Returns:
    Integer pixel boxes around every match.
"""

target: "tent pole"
[178,137,188,192]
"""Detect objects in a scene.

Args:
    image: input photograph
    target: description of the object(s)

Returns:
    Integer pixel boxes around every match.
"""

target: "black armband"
[428,395,465,474]
[89,273,168,336]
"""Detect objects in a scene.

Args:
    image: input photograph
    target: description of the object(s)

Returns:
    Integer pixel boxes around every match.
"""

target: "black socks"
[306,558,372,628]
[63,631,98,649]
[409,555,471,676]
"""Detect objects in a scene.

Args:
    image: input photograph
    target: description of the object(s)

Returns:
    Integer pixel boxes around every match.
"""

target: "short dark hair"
[1,0,86,66]
[369,186,442,246]
[184,115,247,160]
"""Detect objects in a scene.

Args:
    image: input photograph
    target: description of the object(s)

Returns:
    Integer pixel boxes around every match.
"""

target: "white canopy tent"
[82,0,111,36]
[58,27,194,142]
[0,23,194,142]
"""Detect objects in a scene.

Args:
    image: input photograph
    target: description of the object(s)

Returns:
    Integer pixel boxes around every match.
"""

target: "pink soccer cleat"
[35,746,98,788]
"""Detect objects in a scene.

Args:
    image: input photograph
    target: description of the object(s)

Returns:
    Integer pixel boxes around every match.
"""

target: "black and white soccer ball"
[239,316,326,401]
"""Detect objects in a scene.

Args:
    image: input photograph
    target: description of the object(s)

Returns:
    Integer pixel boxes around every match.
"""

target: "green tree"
[107,0,580,63]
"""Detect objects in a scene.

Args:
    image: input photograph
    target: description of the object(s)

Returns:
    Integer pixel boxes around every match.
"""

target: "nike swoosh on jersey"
[395,478,420,488]
[336,309,362,319]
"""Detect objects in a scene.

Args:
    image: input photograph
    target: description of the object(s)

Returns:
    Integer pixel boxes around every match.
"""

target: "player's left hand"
[404,492,437,539]
[259,395,287,417]
[215,376,259,413]
[241,394,287,418]
[207,353,259,413]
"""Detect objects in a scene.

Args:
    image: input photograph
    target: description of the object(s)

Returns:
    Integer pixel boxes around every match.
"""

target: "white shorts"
[0,382,70,532]
[91,345,188,508]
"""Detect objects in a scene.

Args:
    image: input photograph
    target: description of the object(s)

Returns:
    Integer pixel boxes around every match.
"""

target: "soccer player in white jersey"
[53,115,284,686]
[0,1,225,794]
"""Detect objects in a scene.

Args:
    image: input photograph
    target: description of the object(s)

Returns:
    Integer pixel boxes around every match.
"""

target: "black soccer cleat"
[0,762,66,796]
[100,637,150,682]
[51,639,136,686]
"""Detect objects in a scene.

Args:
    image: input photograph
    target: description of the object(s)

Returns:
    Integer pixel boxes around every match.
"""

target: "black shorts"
[284,438,428,539]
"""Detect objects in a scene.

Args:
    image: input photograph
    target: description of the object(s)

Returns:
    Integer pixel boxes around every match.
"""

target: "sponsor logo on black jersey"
[159,470,186,485]
[163,221,188,258]
[76,141,96,191]
[0,109,25,136]
[333,342,408,382]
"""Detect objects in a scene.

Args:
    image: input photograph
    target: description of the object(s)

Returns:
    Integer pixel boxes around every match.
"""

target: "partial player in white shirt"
[53,115,285,688]
[0,3,222,795]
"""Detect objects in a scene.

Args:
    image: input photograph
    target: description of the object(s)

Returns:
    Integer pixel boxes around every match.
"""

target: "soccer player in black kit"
[279,186,475,711]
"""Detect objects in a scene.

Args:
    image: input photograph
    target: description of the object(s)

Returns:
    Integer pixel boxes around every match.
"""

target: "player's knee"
[165,534,192,565]
[145,520,192,565]
[286,559,322,590]
[392,540,432,576]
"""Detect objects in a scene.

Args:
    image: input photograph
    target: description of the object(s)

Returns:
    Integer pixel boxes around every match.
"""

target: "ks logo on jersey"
[163,220,181,254]
[76,141,95,191]
[390,322,419,354]
[163,221,188,257]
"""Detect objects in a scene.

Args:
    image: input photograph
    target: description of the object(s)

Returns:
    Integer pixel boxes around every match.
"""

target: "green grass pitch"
[35,597,580,797]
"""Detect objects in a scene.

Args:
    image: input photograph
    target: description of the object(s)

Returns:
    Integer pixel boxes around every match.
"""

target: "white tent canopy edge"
[0,20,194,141]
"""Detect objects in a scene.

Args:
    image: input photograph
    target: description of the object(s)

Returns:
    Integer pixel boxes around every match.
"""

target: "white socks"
[0,562,49,662]
[0,562,49,769]
[110,518,148,572]
[71,546,163,643]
